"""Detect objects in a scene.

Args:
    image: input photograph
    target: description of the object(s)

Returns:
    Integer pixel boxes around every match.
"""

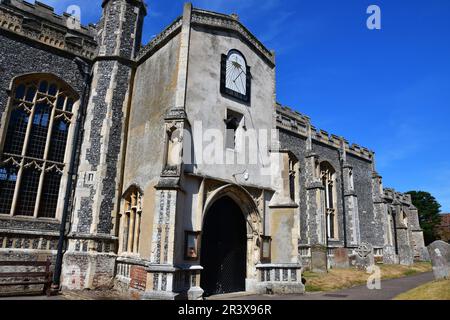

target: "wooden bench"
[0,259,52,297]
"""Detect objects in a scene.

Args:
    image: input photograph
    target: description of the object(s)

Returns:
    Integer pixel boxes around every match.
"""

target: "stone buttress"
[62,0,146,289]
[304,123,327,272]
[142,3,192,300]
[340,138,361,248]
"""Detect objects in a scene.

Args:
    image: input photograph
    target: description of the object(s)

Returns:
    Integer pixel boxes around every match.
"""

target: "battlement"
[276,102,310,136]
[276,103,374,161]
[0,0,97,59]
[384,188,412,205]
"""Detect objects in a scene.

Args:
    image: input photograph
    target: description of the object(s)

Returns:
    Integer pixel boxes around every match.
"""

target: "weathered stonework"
[62,0,146,289]
[0,0,426,299]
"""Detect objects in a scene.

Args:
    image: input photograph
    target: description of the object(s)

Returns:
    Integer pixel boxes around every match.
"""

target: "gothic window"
[0,75,78,218]
[289,156,299,202]
[120,188,142,255]
[320,162,338,239]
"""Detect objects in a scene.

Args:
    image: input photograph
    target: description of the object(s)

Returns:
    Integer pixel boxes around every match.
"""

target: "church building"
[0,0,427,299]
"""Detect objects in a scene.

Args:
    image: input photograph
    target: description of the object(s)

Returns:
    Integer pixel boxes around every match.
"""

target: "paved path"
[218,272,435,300]
[0,272,434,300]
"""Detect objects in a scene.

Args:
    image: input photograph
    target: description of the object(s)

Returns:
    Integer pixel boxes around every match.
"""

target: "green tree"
[406,191,442,245]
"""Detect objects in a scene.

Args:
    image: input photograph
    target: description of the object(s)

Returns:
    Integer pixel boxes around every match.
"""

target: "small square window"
[225,110,243,150]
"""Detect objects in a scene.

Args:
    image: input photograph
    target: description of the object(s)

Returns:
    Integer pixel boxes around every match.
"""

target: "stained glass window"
[0,74,78,218]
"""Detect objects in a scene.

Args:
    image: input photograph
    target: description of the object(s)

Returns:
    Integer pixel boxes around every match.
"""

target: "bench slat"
[0,260,52,296]
[0,272,49,278]
[0,261,49,267]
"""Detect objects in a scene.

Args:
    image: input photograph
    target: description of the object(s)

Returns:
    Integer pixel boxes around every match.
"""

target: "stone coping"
[256,263,302,269]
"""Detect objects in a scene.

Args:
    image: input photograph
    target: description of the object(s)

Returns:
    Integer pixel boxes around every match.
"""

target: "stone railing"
[256,263,302,283]
[115,259,204,299]
[299,246,311,257]
[172,265,203,294]
[255,263,304,295]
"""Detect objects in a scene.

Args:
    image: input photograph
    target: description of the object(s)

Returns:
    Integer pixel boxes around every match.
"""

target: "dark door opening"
[200,196,247,297]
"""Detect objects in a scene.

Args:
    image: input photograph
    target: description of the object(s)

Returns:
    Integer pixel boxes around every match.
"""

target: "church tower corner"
[61,0,146,290]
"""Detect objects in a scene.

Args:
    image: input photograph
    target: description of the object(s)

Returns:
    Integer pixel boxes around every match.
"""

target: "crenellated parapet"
[276,103,374,161]
[276,103,310,135]
[0,0,97,59]
[383,188,413,206]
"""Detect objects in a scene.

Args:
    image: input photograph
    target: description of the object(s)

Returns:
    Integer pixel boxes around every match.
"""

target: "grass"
[303,262,432,293]
[394,279,450,300]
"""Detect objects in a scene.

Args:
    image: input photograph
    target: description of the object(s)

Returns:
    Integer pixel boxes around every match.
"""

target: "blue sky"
[36,0,450,212]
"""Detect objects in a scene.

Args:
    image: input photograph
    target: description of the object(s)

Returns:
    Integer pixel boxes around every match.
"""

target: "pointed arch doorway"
[200,196,247,297]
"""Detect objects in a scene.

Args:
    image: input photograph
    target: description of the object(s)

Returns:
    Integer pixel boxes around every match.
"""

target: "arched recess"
[117,184,144,256]
[200,184,263,294]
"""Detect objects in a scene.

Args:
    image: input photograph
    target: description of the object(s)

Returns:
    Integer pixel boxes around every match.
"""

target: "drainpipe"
[51,57,92,292]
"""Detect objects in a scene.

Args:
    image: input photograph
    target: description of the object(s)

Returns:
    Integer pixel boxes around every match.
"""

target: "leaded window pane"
[39,81,48,93]
[48,119,69,163]
[48,83,58,96]
[56,95,65,109]
[329,212,335,239]
[26,102,51,159]
[66,98,74,112]
[0,164,18,214]
[15,167,41,216]
[15,84,26,100]
[25,86,37,102]
[38,171,62,218]
[3,107,29,155]
[328,184,334,208]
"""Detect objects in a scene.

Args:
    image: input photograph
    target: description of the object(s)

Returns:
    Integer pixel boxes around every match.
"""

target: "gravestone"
[427,241,450,280]
[355,243,374,271]
[311,245,327,273]
[333,248,350,269]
